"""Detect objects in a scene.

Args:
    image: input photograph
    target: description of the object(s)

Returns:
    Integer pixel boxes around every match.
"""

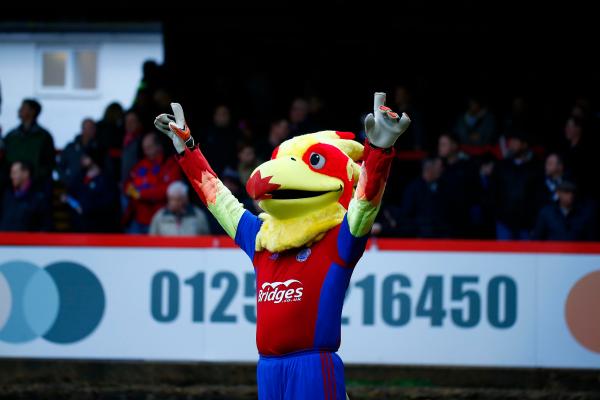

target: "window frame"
[35,45,100,98]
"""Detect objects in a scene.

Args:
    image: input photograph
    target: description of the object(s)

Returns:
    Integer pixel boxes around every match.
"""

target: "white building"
[0,23,164,148]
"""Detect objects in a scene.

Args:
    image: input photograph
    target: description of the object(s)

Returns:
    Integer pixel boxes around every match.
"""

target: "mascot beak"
[246,169,281,201]
[245,156,344,219]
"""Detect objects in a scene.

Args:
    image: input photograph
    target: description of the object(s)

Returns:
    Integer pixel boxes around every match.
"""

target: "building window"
[37,47,98,95]
[74,50,97,89]
[42,51,67,87]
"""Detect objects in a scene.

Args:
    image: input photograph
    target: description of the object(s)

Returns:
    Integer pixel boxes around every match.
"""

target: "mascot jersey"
[176,129,395,399]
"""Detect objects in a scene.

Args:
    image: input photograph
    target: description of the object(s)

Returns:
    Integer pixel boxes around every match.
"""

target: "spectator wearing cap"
[57,118,101,189]
[491,129,542,240]
[149,181,210,236]
[123,132,181,234]
[62,148,119,232]
[0,161,51,231]
[3,99,55,186]
[454,95,497,146]
[532,181,597,241]
[437,133,478,237]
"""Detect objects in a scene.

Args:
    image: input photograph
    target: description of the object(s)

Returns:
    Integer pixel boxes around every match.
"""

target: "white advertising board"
[0,244,599,369]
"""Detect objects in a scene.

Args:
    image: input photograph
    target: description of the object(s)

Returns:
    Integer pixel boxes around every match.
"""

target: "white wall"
[0,41,37,135]
[0,33,163,148]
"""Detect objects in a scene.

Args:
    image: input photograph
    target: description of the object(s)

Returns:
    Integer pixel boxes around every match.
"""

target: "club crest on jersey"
[258,279,304,304]
[296,248,311,262]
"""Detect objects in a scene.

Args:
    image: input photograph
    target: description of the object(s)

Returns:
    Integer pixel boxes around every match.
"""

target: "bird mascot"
[154,92,410,400]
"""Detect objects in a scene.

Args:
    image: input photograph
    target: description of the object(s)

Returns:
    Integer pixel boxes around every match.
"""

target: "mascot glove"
[154,103,195,153]
[364,92,411,149]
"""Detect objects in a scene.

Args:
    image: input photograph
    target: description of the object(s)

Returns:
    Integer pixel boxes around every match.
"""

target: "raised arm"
[347,92,411,237]
[154,104,247,239]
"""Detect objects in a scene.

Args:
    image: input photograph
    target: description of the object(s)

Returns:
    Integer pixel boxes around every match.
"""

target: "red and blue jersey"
[176,138,396,358]
[235,211,368,356]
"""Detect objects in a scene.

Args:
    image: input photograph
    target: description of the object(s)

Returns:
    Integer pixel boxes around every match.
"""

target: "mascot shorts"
[257,350,346,399]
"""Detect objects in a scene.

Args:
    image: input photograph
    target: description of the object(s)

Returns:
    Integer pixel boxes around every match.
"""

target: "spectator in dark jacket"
[95,102,125,181]
[121,110,145,184]
[201,105,242,173]
[455,95,497,146]
[57,118,100,188]
[438,133,477,237]
[3,99,55,186]
[96,102,124,152]
[503,96,538,146]
[471,152,497,239]
[0,161,51,231]
[400,157,450,238]
[562,117,595,199]
[536,153,566,206]
[492,129,542,240]
[289,98,319,136]
[393,85,426,150]
[124,132,181,233]
[257,118,290,161]
[532,181,597,241]
[131,87,159,133]
[237,143,263,185]
[62,149,119,232]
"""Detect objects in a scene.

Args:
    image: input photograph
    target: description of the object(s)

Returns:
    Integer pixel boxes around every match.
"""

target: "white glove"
[364,92,411,148]
[154,103,194,154]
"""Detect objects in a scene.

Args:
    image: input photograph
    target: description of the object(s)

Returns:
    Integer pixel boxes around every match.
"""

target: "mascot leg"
[257,351,346,399]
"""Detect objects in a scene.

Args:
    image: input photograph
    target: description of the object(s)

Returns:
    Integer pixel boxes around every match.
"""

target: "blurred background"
[0,4,599,239]
[0,3,599,400]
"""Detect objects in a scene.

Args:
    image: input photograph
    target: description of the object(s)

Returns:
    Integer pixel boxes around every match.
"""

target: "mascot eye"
[309,152,326,169]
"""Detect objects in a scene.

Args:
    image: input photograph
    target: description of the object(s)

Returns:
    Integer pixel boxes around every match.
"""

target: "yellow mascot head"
[245,130,364,252]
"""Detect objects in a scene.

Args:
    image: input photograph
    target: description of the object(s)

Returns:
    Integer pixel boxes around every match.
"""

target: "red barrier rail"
[374,238,600,254]
[0,233,599,254]
[0,233,236,248]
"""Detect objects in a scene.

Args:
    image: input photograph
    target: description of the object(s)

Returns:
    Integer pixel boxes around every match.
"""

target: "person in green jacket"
[3,99,56,187]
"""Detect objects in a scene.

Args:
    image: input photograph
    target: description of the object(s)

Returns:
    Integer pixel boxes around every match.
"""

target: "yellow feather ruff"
[253,130,364,253]
[255,202,347,253]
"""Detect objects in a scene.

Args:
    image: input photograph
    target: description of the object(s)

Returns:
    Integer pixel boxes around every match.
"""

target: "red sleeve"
[355,141,396,204]
[176,146,218,206]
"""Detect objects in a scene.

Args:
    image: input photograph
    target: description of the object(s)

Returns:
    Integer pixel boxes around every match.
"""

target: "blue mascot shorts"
[257,350,346,399]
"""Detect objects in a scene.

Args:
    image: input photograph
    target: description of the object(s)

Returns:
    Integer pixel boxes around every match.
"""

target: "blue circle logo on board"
[0,261,105,344]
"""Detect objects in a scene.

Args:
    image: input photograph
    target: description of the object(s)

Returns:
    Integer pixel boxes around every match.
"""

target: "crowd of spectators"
[0,61,597,241]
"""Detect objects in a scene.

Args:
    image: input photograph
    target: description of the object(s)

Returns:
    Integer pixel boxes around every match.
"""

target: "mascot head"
[245,131,364,252]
